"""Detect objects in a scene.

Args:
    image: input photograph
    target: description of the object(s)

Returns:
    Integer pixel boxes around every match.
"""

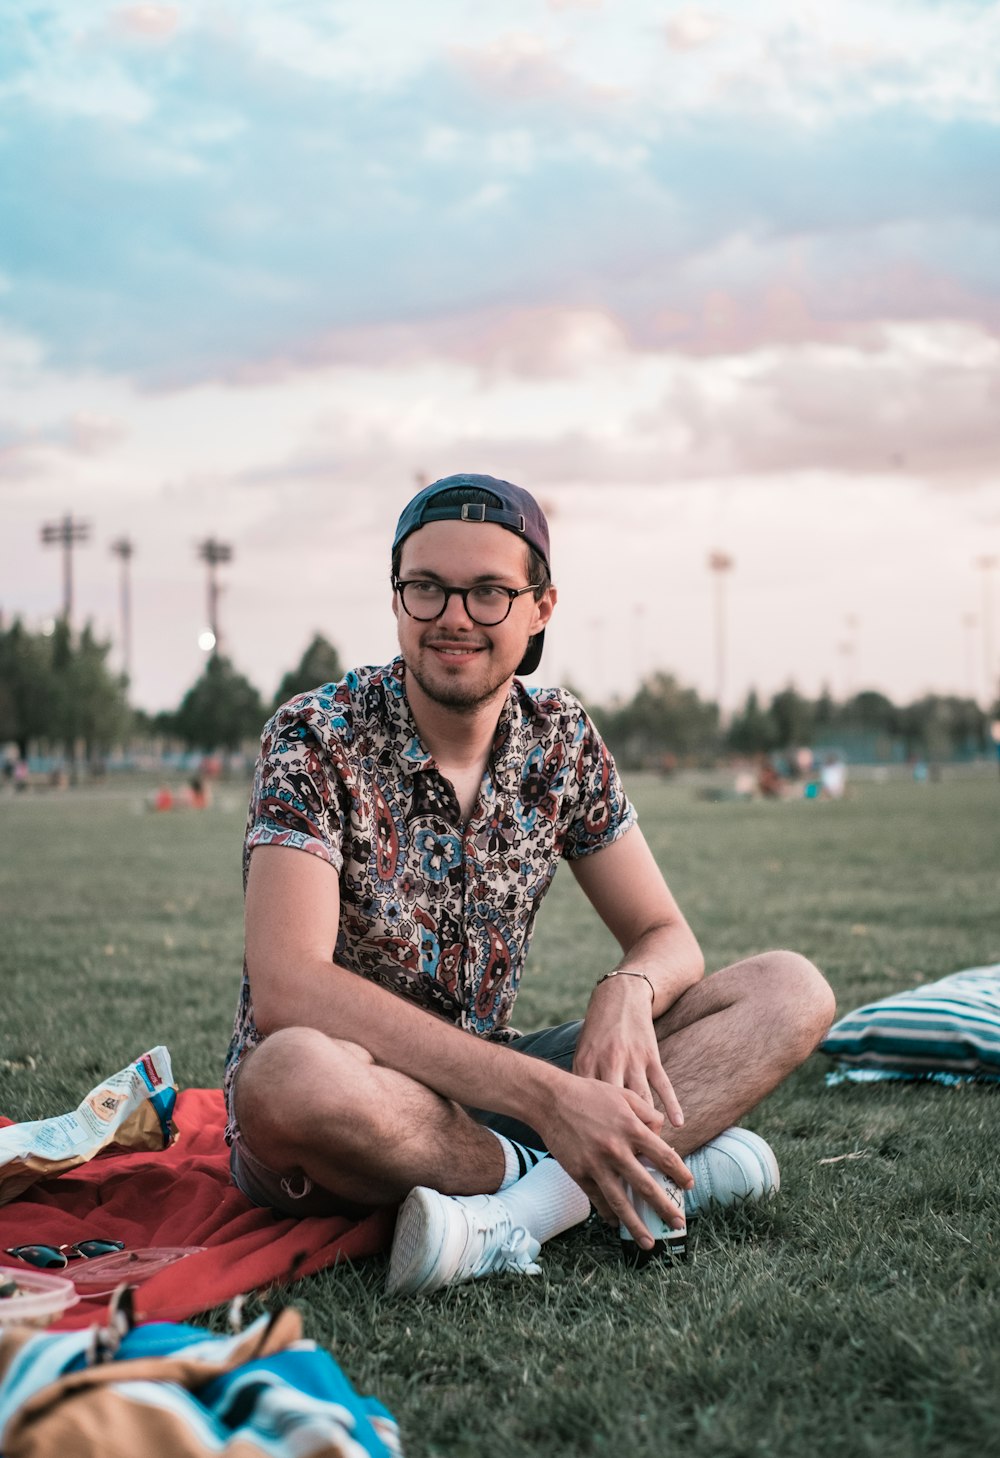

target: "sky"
[2,0,1000,715]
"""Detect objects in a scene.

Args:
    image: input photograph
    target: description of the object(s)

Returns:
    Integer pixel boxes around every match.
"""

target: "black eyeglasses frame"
[392,576,538,626]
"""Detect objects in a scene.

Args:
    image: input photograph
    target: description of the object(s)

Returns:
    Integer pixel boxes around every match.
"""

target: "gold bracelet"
[594,969,655,1003]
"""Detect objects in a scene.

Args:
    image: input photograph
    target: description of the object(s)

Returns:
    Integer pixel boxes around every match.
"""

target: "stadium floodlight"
[707,550,734,724]
[196,538,233,657]
[110,536,136,682]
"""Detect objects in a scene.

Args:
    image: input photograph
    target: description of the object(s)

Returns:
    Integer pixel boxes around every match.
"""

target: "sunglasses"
[4,1239,125,1270]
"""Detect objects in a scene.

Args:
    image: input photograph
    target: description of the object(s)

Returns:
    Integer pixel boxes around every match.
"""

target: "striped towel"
[821,964,1000,1082]
[0,1305,402,1457]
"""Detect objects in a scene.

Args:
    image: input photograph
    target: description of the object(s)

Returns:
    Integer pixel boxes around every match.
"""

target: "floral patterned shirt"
[224,657,636,1128]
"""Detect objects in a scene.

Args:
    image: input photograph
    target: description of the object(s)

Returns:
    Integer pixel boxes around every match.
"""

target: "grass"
[2,772,999,1456]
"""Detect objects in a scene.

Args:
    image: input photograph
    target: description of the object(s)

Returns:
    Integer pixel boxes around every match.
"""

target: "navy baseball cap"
[392,473,551,675]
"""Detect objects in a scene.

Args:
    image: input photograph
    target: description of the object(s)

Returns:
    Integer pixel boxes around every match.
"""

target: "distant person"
[152,785,174,812]
[756,757,784,799]
[794,747,814,779]
[186,775,210,810]
[820,755,847,800]
[224,474,835,1296]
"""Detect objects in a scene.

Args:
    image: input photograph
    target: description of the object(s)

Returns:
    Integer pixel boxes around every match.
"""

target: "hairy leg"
[653,949,835,1156]
[233,1027,505,1207]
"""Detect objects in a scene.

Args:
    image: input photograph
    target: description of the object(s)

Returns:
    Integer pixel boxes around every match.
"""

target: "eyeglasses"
[5,1239,125,1270]
[392,576,537,626]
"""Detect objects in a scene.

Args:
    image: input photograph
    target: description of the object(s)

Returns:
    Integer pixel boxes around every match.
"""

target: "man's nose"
[438,588,476,628]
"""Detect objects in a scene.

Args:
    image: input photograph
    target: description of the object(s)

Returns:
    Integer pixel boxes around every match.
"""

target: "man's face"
[393,519,555,712]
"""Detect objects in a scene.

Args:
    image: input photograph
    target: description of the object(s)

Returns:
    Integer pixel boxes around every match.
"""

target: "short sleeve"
[244,706,347,874]
[561,706,636,860]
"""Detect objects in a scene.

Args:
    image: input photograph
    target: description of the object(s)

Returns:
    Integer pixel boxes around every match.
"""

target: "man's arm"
[244,843,693,1237]
[569,825,705,1123]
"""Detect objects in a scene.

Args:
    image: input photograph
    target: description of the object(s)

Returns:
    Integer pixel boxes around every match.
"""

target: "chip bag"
[0,1048,177,1206]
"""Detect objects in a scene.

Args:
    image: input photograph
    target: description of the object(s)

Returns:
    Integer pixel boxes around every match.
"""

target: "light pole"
[110,536,135,683]
[845,613,860,690]
[40,514,91,625]
[837,640,856,701]
[975,555,998,705]
[197,538,233,657]
[707,550,734,724]
[632,602,646,693]
[961,612,978,702]
[588,616,604,702]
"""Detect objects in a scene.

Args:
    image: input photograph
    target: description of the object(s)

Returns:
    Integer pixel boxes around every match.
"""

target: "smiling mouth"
[427,643,485,657]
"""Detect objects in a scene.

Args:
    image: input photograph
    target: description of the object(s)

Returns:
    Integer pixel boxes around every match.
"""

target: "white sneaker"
[386,1186,543,1296]
[684,1127,780,1218]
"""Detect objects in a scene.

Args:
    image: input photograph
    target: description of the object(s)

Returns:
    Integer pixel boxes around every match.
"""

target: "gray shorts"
[229,1019,582,1218]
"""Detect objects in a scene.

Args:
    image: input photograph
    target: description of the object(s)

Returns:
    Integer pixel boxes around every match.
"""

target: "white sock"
[494,1157,591,1245]
[487,1129,547,1191]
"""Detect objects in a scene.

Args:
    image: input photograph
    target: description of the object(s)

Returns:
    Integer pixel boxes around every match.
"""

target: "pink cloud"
[664,10,723,52]
[446,35,623,106]
[111,5,179,41]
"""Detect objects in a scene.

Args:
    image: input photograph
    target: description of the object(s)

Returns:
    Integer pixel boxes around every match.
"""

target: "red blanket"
[0,1089,394,1330]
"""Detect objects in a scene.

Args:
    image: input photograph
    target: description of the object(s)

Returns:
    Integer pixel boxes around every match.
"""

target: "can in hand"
[620,1159,688,1268]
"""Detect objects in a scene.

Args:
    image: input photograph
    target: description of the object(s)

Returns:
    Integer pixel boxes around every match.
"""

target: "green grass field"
[2,774,999,1457]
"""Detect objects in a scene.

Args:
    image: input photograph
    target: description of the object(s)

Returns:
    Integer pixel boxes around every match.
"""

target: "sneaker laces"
[468,1212,542,1278]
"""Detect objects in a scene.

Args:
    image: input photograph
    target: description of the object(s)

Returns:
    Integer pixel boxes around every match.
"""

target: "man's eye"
[470,586,507,604]
[410,581,440,596]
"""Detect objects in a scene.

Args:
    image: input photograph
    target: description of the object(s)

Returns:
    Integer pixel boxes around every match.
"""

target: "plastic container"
[68,1245,206,1296]
[619,1161,688,1269]
[0,1265,80,1326]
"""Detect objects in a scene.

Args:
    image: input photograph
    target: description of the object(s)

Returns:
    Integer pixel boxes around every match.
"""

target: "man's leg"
[232,1027,509,1208]
[232,1025,590,1295]
[651,948,835,1157]
[468,952,833,1160]
[388,951,832,1293]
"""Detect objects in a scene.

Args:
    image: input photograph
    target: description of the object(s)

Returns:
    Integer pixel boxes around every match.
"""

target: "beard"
[403,641,519,713]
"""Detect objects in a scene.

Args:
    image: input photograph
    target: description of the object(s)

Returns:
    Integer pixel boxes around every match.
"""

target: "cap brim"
[516,630,544,677]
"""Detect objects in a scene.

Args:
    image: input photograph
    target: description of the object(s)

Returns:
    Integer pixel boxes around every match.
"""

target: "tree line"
[1,617,995,767]
[0,620,343,765]
[591,672,995,769]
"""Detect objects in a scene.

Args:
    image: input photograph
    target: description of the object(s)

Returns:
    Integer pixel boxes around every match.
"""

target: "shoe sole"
[685,1127,780,1218]
[387,1183,478,1300]
[386,1186,459,1296]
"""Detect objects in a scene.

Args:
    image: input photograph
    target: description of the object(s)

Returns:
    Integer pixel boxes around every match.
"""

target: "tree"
[0,617,129,764]
[601,672,719,767]
[0,620,56,757]
[893,695,987,762]
[173,656,266,752]
[272,634,344,711]
[768,685,815,749]
[841,690,896,733]
[727,690,778,755]
[58,623,131,761]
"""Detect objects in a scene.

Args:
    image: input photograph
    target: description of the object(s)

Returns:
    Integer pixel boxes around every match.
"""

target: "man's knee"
[234,1027,374,1149]
[754,948,836,1050]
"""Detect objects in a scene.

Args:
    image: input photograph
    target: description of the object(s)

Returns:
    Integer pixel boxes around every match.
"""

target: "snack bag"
[0,1048,177,1206]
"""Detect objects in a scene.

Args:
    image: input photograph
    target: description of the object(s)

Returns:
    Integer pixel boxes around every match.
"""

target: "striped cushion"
[820,965,1000,1077]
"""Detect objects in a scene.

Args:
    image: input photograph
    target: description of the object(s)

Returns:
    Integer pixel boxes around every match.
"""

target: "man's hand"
[574,973,684,1127]
[532,1070,691,1245]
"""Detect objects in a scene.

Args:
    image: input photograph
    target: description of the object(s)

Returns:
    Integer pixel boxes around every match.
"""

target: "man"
[224,473,834,1295]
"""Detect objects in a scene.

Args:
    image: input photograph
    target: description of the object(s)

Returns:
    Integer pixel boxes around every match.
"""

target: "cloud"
[664,10,723,52]
[1,3,998,405]
[110,6,181,42]
[174,318,1000,502]
[446,33,623,106]
[0,412,125,481]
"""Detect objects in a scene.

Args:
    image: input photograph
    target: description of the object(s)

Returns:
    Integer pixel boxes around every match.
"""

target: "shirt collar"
[380,658,435,773]
[382,657,531,793]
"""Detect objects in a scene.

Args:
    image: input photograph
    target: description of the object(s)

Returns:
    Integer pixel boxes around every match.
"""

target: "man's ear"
[531,584,557,633]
